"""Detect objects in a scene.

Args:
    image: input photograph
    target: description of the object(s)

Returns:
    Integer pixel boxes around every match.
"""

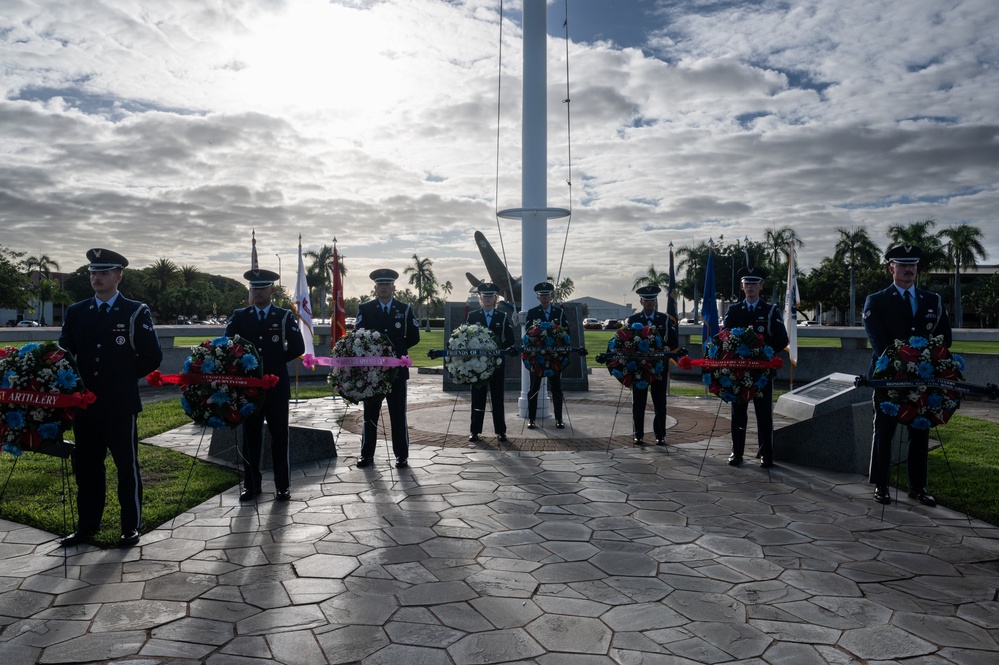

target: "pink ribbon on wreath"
[679,357,784,371]
[302,354,413,369]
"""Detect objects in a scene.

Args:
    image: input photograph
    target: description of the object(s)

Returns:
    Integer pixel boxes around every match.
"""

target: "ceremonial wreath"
[444,323,501,385]
[600,323,665,389]
[327,329,400,403]
[872,334,963,428]
[146,335,276,429]
[521,321,571,378]
[0,342,94,455]
[680,327,782,403]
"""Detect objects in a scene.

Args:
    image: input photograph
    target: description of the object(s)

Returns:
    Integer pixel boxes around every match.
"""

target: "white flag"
[783,241,799,366]
[293,235,315,357]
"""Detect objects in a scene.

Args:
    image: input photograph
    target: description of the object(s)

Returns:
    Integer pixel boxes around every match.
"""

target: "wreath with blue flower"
[873,334,963,428]
[0,342,92,455]
[698,327,777,403]
[602,323,665,389]
[178,335,266,428]
[521,321,571,378]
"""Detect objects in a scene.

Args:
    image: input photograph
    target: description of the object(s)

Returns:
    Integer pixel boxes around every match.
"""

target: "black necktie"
[904,291,913,317]
[486,312,492,327]
[99,302,109,316]
[258,309,266,322]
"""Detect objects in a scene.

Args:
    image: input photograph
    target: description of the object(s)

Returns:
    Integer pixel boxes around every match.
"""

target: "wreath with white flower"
[873,334,963,428]
[521,321,571,378]
[0,342,94,456]
[445,323,501,386]
[684,327,780,403]
[328,329,399,403]
[601,323,665,389]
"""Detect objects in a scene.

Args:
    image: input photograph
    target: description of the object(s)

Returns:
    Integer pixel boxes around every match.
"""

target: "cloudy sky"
[3,0,998,305]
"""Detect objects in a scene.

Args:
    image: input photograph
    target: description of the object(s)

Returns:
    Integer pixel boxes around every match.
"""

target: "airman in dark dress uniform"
[466,283,517,442]
[59,249,163,547]
[524,281,569,429]
[625,285,679,445]
[225,268,305,501]
[721,267,789,468]
[863,244,951,506]
[353,269,421,469]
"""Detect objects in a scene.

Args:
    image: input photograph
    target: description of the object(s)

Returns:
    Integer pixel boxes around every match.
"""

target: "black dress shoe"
[356,457,374,468]
[119,530,141,547]
[907,488,937,506]
[239,488,260,502]
[60,530,94,547]
[527,421,537,429]
[555,421,564,429]
[760,459,774,469]
[468,434,481,442]
[395,459,409,468]
[275,489,292,501]
[655,438,666,446]
[874,485,891,505]
[497,433,508,442]
[633,437,645,446]
[727,453,743,466]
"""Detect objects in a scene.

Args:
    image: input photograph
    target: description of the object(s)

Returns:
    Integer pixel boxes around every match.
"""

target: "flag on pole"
[784,241,800,366]
[248,229,260,305]
[330,240,346,351]
[293,235,315,358]
[666,242,678,335]
[701,242,720,352]
[250,229,259,270]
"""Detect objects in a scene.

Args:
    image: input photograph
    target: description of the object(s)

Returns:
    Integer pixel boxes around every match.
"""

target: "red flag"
[330,243,346,350]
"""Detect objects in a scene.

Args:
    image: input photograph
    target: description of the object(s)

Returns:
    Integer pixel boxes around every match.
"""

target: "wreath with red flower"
[521,321,571,378]
[600,323,665,389]
[0,342,94,456]
[872,335,963,428]
[680,327,782,403]
[147,335,275,428]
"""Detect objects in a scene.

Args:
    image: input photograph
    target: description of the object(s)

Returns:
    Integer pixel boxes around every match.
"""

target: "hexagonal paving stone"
[526,614,612,653]
[447,628,545,665]
[292,553,361,579]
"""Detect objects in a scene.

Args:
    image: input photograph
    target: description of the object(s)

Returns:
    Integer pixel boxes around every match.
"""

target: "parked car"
[16,320,41,327]
[582,318,603,330]
[798,320,819,327]
[344,317,356,329]
[678,318,696,325]
[602,319,622,330]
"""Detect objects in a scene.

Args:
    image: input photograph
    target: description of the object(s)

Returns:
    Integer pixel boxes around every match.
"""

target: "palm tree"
[675,241,711,321]
[762,227,804,303]
[552,277,575,303]
[146,258,180,292]
[940,223,987,327]
[24,254,60,278]
[23,254,61,324]
[886,219,947,273]
[305,244,336,321]
[631,265,670,291]
[834,227,882,326]
[405,255,437,330]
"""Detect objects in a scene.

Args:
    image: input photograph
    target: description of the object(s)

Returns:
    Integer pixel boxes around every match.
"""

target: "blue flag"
[701,250,719,352]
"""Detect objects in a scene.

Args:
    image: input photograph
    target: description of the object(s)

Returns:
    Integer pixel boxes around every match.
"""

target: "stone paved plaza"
[0,372,997,664]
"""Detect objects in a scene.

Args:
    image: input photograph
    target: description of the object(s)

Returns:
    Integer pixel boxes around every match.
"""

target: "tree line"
[633,219,990,327]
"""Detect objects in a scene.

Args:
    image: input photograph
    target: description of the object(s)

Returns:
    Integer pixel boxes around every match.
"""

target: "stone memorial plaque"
[775,372,870,421]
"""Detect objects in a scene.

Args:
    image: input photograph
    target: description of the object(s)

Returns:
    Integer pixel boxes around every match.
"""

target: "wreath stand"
[0,439,77,574]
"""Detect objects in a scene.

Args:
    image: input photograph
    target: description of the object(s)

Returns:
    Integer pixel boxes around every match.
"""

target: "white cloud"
[1,0,997,307]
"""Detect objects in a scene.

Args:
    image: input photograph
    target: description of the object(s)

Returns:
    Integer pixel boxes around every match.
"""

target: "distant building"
[566,296,634,321]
